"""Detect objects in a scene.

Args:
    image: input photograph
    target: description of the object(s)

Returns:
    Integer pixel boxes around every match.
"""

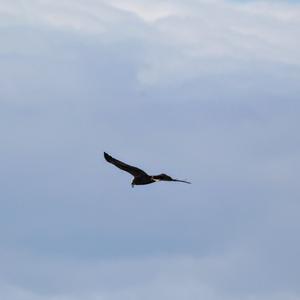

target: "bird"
[104,152,191,187]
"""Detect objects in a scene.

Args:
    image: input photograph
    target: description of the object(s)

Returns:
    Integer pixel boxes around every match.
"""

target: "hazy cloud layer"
[1,0,300,87]
[1,1,299,299]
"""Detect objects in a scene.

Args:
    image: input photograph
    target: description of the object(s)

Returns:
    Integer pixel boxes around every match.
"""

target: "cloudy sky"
[1,0,300,299]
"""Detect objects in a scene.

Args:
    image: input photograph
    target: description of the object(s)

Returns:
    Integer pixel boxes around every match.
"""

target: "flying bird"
[104,152,191,187]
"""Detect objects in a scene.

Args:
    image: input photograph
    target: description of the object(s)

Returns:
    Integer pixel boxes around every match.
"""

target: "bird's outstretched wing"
[153,173,191,184]
[104,152,148,177]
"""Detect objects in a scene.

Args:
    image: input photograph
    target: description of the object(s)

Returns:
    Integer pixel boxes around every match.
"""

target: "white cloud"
[107,0,181,22]
[1,0,300,86]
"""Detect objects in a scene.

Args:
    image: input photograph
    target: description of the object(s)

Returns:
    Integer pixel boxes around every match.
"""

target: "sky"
[1,0,300,299]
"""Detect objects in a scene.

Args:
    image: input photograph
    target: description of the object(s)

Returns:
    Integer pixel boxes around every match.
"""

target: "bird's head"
[158,173,173,181]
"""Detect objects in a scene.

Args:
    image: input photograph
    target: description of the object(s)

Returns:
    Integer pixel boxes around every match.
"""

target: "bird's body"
[104,152,191,187]
[132,175,156,186]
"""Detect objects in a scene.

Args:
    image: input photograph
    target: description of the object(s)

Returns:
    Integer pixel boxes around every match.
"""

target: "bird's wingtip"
[104,152,110,161]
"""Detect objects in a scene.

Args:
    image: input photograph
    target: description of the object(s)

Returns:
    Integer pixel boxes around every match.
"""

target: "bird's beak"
[173,179,191,184]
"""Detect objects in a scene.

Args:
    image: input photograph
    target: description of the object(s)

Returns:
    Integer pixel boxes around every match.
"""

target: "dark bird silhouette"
[104,152,191,187]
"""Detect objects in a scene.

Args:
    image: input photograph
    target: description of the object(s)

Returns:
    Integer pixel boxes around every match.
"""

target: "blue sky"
[1,0,300,299]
